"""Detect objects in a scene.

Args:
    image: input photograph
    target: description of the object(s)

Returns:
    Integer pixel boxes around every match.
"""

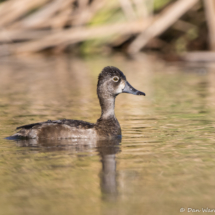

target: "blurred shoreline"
[0,0,215,61]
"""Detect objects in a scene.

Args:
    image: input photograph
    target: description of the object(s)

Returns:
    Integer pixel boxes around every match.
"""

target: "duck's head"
[97,66,145,98]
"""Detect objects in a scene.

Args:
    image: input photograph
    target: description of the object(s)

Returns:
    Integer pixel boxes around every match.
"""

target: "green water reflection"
[0,55,215,215]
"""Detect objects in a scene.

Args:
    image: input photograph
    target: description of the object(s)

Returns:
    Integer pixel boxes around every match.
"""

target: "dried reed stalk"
[127,0,199,55]
[182,51,215,62]
[11,19,152,54]
[17,0,75,29]
[0,29,50,42]
[0,0,49,27]
[119,0,136,20]
[71,0,106,26]
[203,0,215,50]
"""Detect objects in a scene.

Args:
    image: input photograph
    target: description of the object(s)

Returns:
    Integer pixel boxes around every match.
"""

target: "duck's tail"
[6,129,31,140]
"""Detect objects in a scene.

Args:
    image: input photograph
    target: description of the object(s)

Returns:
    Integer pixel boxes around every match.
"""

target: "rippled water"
[0,55,215,215]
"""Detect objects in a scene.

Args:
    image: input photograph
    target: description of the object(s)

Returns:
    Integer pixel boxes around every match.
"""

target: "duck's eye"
[112,76,119,82]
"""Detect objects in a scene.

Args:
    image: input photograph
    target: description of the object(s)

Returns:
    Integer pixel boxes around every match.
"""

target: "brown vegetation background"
[0,0,215,60]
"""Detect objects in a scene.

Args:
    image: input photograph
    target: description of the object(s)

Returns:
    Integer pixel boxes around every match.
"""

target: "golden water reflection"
[15,137,121,202]
[0,55,215,215]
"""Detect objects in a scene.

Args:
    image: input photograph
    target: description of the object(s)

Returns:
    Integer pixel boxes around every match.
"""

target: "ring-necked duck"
[8,66,145,140]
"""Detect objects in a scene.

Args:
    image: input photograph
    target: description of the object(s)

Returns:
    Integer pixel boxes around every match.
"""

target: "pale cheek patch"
[115,81,125,94]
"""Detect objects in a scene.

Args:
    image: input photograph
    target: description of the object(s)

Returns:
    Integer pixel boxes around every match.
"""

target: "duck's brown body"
[13,117,121,139]
[9,66,144,140]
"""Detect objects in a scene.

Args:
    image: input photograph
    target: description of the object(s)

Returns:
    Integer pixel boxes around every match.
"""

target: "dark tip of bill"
[137,91,146,96]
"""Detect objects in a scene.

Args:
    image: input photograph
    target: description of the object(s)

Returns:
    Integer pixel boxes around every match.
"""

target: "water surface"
[0,55,215,215]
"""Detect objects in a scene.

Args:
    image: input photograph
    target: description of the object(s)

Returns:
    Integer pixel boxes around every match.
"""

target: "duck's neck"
[99,96,116,119]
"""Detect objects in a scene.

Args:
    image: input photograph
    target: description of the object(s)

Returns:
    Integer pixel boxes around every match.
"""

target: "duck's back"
[11,119,96,139]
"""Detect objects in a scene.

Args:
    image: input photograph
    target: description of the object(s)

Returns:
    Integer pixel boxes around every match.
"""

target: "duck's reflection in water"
[97,138,120,202]
[14,137,121,201]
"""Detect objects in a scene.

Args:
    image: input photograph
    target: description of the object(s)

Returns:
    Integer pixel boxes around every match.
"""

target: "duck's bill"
[122,81,145,96]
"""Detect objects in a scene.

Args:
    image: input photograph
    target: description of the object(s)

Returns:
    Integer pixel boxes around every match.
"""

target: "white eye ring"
[112,76,119,82]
